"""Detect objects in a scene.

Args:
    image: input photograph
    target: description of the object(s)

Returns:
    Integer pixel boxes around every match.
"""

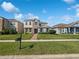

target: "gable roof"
[53,23,71,28]
[53,21,79,28]
[25,19,40,22]
[9,19,23,24]
[25,19,48,24]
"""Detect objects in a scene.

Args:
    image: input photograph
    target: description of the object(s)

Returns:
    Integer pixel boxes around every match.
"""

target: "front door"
[34,29,38,33]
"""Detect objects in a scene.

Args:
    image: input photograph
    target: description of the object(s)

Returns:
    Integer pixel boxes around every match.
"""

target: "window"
[46,28,48,32]
[35,22,37,25]
[29,28,32,32]
[12,22,15,25]
[29,22,31,25]
[39,24,41,26]
[26,28,28,32]
[40,28,42,32]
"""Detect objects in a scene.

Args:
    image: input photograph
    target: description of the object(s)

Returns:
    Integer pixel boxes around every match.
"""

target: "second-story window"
[35,22,37,25]
[12,22,15,25]
[29,22,31,25]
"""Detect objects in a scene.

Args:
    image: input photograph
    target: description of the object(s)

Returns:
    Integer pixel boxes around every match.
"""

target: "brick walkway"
[31,34,37,40]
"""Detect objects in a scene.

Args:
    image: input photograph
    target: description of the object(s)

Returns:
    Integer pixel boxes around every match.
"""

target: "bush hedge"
[49,30,56,34]
[0,29,17,35]
[39,30,56,34]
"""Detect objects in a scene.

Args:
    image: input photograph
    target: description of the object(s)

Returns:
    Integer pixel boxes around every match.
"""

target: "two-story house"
[0,17,24,33]
[24,19,49,34]
[10,20,24,33]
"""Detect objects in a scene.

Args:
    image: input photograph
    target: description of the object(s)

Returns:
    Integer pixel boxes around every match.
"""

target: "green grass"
[0,33,32,40]
[38,34,79,39]
[0,34,20,40]
[22,33,32,40]
[0,42,79,55]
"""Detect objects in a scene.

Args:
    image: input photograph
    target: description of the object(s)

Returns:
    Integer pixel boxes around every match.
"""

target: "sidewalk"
[0,39,79,42]
[0,54,79,59]
[31,34,38,40]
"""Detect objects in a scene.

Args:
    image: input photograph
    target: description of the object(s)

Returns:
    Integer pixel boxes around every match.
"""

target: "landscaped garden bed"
[0,42,79,55]
[38,34,79,39]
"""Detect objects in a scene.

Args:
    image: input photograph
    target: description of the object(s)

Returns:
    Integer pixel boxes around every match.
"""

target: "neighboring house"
[24,19,49,34]
[0,16,13,31]
[52,21,79,34]
[0,16,24,33]
[10,20,24,33]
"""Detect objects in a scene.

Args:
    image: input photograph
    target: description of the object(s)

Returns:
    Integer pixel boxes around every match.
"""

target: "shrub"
[0,31,2,35]
[2,30,9,34]
[49,30,56,34]
[9,29,17,34]
[1,29,17,35]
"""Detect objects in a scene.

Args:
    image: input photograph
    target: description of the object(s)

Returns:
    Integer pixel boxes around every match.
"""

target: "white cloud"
[26,13,39,19]
[1,1,24,22]
[71,4,79,9]
[27,13,33,17]
[48,16,54,20]
[42,9,47,14]
[73,4,79,17]
[14,13,23,22]
[61,15,73,21]
[67,7,72,10]
[1,1,19,13]
[67,4,79,10]
[15,13,22,19]
[67,4,79,17]
[76,13,79,17]
[63,0,75,4]
[76,9,79,17]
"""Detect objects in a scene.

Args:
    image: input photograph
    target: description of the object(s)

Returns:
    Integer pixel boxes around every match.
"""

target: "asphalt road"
[1,54,79,59]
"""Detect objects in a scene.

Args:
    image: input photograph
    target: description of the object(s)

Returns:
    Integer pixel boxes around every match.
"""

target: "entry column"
[74,27,76,34]
[68,27,70,34]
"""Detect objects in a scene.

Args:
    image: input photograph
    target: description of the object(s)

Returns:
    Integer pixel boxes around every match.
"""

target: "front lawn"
[22,33,32,40]
[0,33,32,40]
[0,42,79,55]
[38,34,79,39]
[0,34,20,40]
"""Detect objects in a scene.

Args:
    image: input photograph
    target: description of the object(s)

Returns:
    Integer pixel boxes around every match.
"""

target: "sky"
[0,0,79,26]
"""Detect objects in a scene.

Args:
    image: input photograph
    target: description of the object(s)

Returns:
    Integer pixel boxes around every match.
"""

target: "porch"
[59,27,79,34]
[24,28,49,34]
